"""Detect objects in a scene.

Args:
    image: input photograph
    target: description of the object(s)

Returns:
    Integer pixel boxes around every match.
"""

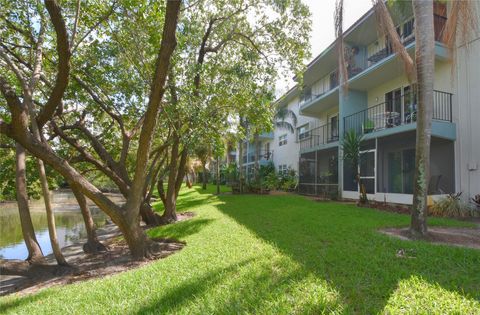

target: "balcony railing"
[344,90,453,136]
[367,14,446,68]
[242,150,273,164]
[299,122,339,151]
[299,15,447,111]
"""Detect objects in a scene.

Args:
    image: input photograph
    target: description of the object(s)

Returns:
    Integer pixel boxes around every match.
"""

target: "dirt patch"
[0,223,187,297]
[368,202,411,215]
[379,227,480,250]
[177,211,196,221]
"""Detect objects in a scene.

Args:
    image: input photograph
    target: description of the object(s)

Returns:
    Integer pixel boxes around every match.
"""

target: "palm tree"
[274,107,297,133]
[372,0,477,237]
[341,130,367,204]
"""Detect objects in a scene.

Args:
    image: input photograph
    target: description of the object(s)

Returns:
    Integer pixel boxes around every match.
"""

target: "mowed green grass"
[1,186,479,314]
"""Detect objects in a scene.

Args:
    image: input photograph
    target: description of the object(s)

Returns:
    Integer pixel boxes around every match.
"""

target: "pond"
[0,190,123,260]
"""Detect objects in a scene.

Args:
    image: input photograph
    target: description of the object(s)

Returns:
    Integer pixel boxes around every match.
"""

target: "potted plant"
[363,119,375,133]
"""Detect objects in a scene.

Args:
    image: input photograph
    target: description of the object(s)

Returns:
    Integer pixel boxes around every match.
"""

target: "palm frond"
[275,121,295,134]
[443,0,478,76]
[373,0,415,83]
[274,107,297,132]
[341,130,363,164]
[335,0,349,93]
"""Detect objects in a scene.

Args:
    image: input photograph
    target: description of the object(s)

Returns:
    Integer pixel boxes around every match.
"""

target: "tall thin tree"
[15,143,44,263]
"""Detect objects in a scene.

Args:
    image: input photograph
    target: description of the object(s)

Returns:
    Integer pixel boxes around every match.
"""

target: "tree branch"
[36,0,72,128]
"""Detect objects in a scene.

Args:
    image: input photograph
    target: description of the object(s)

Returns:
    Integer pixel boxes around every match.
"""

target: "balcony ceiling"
[300,88,339,117]
[349,42,449,91]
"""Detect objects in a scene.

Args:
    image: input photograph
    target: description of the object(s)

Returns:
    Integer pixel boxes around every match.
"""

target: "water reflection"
[0,190,120,260]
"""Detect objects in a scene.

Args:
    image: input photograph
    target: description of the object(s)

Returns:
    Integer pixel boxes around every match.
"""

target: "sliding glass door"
[387,148,415,194]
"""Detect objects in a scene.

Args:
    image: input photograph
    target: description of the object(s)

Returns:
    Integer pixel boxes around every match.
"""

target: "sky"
[276,0,373,95]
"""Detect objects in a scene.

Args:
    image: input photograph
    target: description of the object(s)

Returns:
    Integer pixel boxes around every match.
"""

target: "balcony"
[242,150,274,165]
[299,121,339,152]
[259,132,274,139]
[366,14,446,69]
[344,90,453,138]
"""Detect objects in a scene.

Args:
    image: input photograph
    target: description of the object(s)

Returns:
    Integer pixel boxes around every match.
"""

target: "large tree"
[0,0,181,259]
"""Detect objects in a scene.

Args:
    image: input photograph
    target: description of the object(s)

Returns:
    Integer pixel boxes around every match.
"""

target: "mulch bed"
[380,227,480,250]
[0,213,197,297]
[1,237,185,297]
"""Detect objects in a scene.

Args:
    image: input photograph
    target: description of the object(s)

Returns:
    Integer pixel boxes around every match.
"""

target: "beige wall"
[366,60,454,108]
[311,73,332,96]
[454,8,480,201]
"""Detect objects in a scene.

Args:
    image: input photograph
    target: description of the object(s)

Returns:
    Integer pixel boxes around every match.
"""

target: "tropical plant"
[363,119,375,133]
[278,167,298,191]
[430,193,478,218]
[341,130,367,204]
[472,194,480,209]
[274,107,298,133]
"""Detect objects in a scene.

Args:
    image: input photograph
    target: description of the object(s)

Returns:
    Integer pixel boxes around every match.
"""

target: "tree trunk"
[238,140,244,193]
[36,158,68,265]
[202,163,207,190]
[163,142,179,222]
[411,0,434,237]
[115,214,150,259]
[160,138,186,224]
[15,143,44,263]
[157,178,167,205]
[254,133,260,183]
[140,202,162,226]
[163,192,178,223]
[216,156,220,194]
[70,184,107,253]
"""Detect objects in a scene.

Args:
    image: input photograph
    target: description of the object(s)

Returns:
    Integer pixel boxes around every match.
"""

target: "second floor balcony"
[344,90,453,137]
[299,121,339,152]
[242,150,274,165]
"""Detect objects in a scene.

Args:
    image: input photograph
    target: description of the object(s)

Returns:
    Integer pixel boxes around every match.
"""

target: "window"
[403,85,417,123]
[301,86,312,103]
[279,134,287,146]
[297,124,310,141]
[328,115,339,141]
[264,142,272,160]
[403,19,414,39]
[278,164,288,175]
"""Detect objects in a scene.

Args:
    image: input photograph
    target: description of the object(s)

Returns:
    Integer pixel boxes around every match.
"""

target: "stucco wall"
[455,19,480,201]
[366,60,453,108]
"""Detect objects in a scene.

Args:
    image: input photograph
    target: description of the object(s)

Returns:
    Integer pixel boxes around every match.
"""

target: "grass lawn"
[1,185,479,314]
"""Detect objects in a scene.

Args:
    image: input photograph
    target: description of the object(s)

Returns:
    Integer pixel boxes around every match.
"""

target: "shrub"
[263,171,279,190]
[278,167,297,191]
[430,193,479,217]
[222,163,239,185]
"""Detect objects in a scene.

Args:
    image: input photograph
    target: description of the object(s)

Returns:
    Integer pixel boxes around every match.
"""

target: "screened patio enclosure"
[343,132,455,198]
[298,148,338,196]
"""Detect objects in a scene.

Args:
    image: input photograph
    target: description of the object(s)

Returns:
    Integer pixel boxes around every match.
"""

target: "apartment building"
[239,1,479,204]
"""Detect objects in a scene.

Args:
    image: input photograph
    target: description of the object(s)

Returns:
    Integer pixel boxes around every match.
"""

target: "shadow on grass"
[136,257,343,314]
[148,218,214,240]
[0,289,49,313]
[207,187,480,313]
[136,258,255,314]
[152,187,217,215]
